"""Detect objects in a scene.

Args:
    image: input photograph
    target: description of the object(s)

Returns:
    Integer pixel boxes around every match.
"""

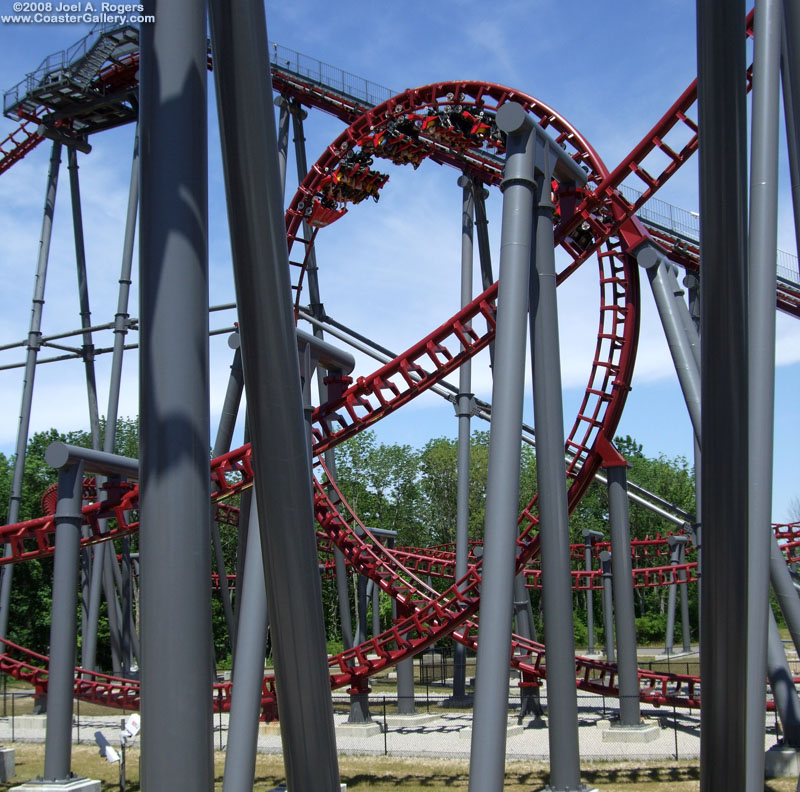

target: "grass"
[0,746,797,791]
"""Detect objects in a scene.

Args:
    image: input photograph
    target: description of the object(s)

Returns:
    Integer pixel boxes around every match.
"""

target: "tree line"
[0,421,697,666]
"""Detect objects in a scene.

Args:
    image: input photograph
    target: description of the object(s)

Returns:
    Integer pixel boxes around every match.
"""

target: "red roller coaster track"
[0,7,792,721]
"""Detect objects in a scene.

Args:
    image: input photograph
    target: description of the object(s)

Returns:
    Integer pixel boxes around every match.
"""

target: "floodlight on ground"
[94,731,120,763]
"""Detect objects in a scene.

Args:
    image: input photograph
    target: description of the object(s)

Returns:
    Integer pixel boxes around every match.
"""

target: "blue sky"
[0,1,798,522]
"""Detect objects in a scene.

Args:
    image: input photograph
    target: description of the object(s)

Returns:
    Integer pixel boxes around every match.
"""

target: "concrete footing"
[383,713,439,728]
[335,722,383,738]
[458,723,524,740]
[0,747,14,782]
[10,716,47,732]
[765,744,800,778]
[11,778,101,791]
[596,719,661,743]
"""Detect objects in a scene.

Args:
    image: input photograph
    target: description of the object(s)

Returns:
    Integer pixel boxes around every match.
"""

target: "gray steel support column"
[467,106,538,792]
[139,0,213,788]
[686,272,703,644]
[67,148,102,447]
[347,574,372,723]
[782,0,800,258]
[696,0,750,786]
[232,459,252,653]
[453,173,475,702]
[396,656,416,713]
[636,244,701,442]
[392,608,416,714]
[583,530,603,654]
[770,536,800,655]
[676,271,701,372]
[747,0,782,786]
[767,609,800,746]
[472,181,494,291]
[43,461,83,781]
[472,181,495,366]
[600,551,615,664]
[355,574,368,645]
[391,538,416,715]
[528,139,583,789]
[665,536,689,655]
[678,541,692,652]
[84,125,139,674]
[67,146,101,662]
[222,494,270,792]
[606,462,640,726]
[274,96,291,200]
[208,0,340,787]
[585,541,595,654]
[370,579,380,639]
[0,140,62,642]
[210,340,244,651]
[90,540,123,675]
[292,88,360,722]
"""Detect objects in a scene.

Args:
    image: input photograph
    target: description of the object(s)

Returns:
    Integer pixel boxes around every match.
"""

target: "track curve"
[0,13,780,723]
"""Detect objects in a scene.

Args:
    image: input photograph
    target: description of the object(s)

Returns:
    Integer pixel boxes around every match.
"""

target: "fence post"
[383,697,388,756]
[673,704,679,760]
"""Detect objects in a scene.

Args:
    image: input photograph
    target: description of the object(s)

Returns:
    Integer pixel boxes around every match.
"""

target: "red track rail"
[0,120,43,175]
[1,7,790,719]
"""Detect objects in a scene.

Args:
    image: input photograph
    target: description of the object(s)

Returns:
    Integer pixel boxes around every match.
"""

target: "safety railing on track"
[619,183,800,288]
[4,29,800,296]
[3,23,125,116]
[269,42,394,110]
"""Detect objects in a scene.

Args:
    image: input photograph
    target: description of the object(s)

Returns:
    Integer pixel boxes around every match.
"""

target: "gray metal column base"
[0,748,14,782]
[764,745,800,778]
[10,778,100,791]
[518,687,545,722]
[346,690,373,724]
[596,719,661,743]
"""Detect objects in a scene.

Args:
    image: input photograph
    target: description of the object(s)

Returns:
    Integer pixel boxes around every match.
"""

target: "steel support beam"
[467,107,538,792]
[274,96,291,200]
[84,124,139,674]
[770,536,800,656]
[43,461,83,781]
[600,550,615,664]
[210,338,245,653]
[696,0,750,787]
[222,494,270,792]
[767,609,800,746]
[453,173,475,702]
[527,127,585,792]
[747,0,782,786]
[605,460,641,726]
[665,536,690,655]
[583,530,603,654]
[468,101,586,792]
[208,0,340,787]
[0,140,62,642]
[139,0,213,788]
[67,146,101,663]
[636,244,701,442]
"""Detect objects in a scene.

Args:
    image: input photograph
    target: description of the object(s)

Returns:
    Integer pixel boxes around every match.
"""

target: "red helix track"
[0,7,789,720]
